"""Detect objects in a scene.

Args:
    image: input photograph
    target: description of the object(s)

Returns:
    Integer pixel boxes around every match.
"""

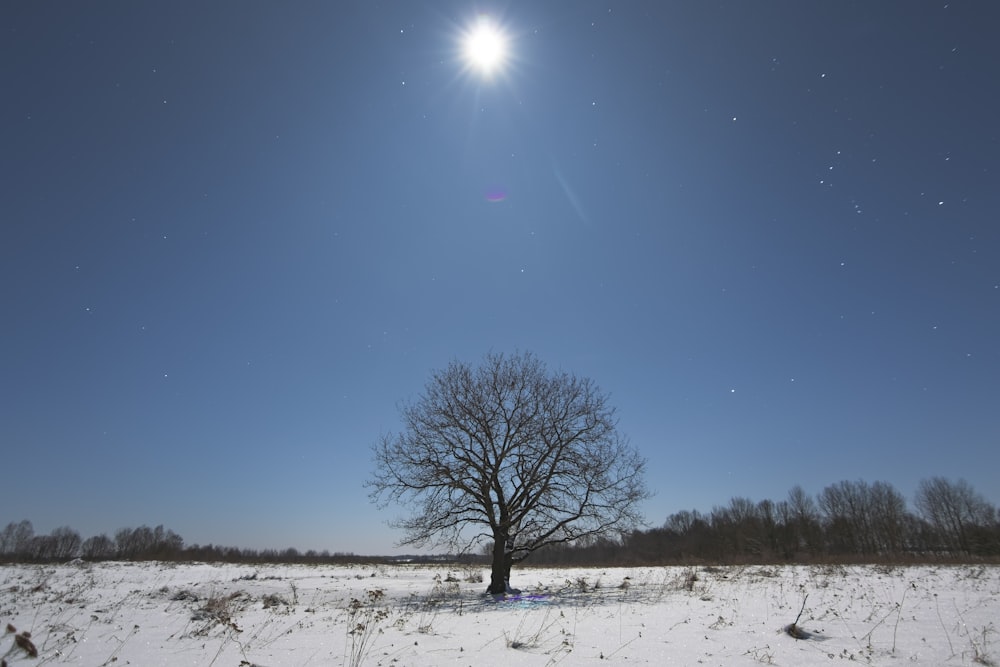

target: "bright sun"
[463,17,508,76]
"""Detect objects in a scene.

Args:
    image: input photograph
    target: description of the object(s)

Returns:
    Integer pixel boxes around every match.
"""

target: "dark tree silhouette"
[368,351,649,594]
[915,477,997,555]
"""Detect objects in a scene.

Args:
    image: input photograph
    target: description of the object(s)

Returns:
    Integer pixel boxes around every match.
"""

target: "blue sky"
[2,1,998,555]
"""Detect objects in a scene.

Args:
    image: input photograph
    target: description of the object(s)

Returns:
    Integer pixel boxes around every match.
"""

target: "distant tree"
[114,527,138,559]
[113,524,183,560]
[665,510,702,535]
[0,523,15,556]
[28,535,57,560]
[49,526,82,560]
[867,480,909,553]
[819,479,909,555]
[129,525,155,556]
[711,498,756,558]
[368,351,649,594]
[785,485,822,555]
[915,477,997,555]
[756,499,781,558]
[0,520,35,559]
[149,525,184,559]
[819,480,871,554]
[661,510,712,560]
[81,534,116,560]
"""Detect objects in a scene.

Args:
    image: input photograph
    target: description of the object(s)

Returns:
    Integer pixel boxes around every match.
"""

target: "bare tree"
[786,485,822,556]
[867,480,908,553]
[915,477,996,555]
[819,479,909,555]
[0,520,35,559]
[819,480,872,554]
[711,497,760,557]
[28,535,57,560]
[81,534,116,560]
[368,351,649,594]
[49,526,82,560]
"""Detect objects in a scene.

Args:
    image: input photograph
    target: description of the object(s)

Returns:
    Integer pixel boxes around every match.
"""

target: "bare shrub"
[504,608,568,653]
[262,593,289,609]
[969,623,996,666]
[191,591,246,635]
[345,589,390,667]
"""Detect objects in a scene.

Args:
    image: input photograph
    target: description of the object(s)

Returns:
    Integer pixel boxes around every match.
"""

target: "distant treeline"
[530,477,1000,565]
[2,477,997,566]
[0,521,462,565]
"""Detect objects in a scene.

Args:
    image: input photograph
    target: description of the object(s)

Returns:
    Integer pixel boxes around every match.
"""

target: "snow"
[1,561,997,665]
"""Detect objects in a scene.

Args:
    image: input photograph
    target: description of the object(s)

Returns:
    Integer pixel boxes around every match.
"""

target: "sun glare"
[463,17,508,76]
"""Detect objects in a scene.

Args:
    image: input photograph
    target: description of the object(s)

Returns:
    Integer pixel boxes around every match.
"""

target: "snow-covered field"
[1,561,996,666]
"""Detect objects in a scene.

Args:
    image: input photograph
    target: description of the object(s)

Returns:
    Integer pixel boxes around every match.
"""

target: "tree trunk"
[487,537,513,595]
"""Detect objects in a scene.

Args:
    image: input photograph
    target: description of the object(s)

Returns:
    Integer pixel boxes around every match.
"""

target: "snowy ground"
[1,561,997,666]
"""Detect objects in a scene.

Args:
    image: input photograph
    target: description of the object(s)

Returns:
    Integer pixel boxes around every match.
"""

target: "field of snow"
[1,561,997,666]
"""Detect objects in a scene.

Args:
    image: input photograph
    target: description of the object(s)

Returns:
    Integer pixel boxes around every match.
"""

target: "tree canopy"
[368,351,649,593]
